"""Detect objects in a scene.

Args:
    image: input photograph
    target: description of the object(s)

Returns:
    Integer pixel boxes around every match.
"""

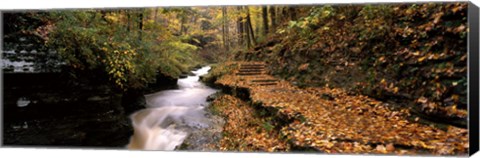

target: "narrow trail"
[214,61,468,155]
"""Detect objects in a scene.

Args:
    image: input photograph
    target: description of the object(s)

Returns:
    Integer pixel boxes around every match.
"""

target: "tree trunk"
[237,6,244,46]
[100,11,108,22]
[282,6,288,23]
[225,7,230,51]
[289,6,296,21]
[222,7,227,50]
[246,7,256,47]
[126,10,131,32]
[154,8,158,23]
[243,7,250,48]
[179,17,185,35]
[244,19,250,48]
[269,6,276,32]
[262,6,269,36]
[138,10,143,41]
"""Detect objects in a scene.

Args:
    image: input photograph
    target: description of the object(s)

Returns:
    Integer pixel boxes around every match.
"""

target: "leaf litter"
[211,61,468,155]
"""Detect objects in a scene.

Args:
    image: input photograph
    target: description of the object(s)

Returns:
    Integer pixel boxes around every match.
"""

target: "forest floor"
[208,61,468,155]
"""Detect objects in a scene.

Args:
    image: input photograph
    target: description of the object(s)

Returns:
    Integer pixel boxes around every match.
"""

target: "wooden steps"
[238,69,263,73]
[236,63,266,76]
[237,62,278,86]
[251,79,278,83]
[236,72,264,75]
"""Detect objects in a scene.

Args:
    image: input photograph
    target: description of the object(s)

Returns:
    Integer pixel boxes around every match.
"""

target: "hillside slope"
[235,3,468,127]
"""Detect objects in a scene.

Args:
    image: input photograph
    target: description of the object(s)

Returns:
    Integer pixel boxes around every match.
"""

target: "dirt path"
[212,61,468,155]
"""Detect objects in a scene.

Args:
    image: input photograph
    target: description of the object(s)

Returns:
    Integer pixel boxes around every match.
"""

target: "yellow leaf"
[452,95,459,102]
[412,51,420,56]
[418,56,426,62]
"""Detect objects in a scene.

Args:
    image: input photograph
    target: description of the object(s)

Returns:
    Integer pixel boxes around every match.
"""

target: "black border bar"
[468,1,479,156]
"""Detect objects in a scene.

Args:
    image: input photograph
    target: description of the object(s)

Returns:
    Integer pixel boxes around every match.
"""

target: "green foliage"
[47,10,202,90]
[286,6,336,38]
[355,5,394,40]
[261,122,274,132]
[48,11,138,89]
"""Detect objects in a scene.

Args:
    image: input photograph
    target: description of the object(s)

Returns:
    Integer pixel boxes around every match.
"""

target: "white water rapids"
[127,66,217,150]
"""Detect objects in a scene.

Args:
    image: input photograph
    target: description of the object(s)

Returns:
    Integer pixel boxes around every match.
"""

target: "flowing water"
[127,66,219,150]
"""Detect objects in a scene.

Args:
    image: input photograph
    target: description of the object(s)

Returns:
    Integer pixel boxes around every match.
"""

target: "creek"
[127,66,222,150]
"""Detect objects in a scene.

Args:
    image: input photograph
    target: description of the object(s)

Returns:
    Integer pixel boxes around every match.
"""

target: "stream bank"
[3,72,131,147]
[2,69,180,147]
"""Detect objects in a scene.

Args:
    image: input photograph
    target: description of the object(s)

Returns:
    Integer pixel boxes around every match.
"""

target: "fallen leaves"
[298,63,309,71]
[211,61,468,155]
[211,94,290,152]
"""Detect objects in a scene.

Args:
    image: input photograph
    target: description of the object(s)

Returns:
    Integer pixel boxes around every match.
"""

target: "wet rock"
[122,90,146,116]
[144,71,178,93]
[87,96,109,102]
[179,74,189,79]
[193,64,203,70]
[206,92,221,102]
[179,114,225,151]
[16,97,31,107]
[3,74,133,147]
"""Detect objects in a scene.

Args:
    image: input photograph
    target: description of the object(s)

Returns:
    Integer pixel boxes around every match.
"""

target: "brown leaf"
[298,63,309,71]
[386,143,395,152]
[433,13,443,24]
[376,144,386,153]
[417,97,428,104]
[454,25,466,33]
